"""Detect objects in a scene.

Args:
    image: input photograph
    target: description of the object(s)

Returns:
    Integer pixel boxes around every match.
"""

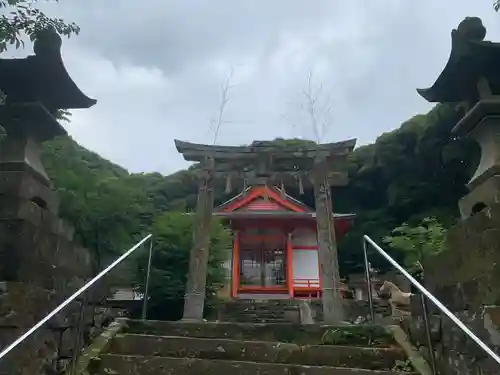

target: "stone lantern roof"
[417,17,500,107]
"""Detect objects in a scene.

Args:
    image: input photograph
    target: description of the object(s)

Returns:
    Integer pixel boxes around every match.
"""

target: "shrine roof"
[214,185,355,221]
[212,211,356,220]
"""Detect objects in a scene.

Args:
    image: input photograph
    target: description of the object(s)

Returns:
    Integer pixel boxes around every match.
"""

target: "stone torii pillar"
[312,161,346,324]
[182,157,215,321]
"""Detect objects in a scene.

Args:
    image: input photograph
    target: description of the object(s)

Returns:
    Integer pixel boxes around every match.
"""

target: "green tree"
[0,0,79,52]
[135,212,231,321]
[42,137,149,278]
[383,217,447,268]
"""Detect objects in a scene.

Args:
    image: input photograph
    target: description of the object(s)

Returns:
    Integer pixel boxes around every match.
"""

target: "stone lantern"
[417,17,500,219]
[0,28,96,375]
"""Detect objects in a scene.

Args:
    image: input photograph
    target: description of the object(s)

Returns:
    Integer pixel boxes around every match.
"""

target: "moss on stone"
[388,325,432,375]
[73,318,127,375]
[320,325,395,347]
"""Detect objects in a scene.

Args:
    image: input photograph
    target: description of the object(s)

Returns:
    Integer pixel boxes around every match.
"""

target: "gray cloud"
[10,1,500,173]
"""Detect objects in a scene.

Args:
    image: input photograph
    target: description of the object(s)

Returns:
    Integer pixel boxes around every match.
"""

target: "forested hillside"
[41,103,478,278]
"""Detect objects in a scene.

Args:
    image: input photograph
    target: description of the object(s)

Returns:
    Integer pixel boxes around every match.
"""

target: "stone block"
[459,175,500,219]
[0,327,59,375]
[403,314,441,347]
[0,169,60,216]
[0,282,56,327]
[441,307,500,356]
[309,299,391,324]
[0,199,91,292]
[437,349,498,375]
[424,203,500,312]
[283,309,300,323]
[216,300,299,323]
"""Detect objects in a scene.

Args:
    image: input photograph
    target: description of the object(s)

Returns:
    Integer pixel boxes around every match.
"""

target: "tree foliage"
[335,103,477,273]
[41,137,148,275]
[134,212,231,320]
[0,0,79,52]
[383,217,447,268]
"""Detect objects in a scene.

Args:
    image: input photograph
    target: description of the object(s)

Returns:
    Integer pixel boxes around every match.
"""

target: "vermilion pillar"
[286,232,294,298]
[231,231,240,298]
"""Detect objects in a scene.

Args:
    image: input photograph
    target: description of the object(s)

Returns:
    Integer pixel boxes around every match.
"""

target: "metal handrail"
[363,234,500,370]
[0,233,153,363]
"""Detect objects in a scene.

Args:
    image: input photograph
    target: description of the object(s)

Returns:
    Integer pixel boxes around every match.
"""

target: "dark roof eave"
[417,26,500,103]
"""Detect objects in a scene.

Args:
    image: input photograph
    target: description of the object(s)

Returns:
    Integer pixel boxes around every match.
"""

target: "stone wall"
[0,197,121,375]
[406,203,500,375]
[407,300,500,375]
[424,204,500,310]
[0,196,90,292]
[0,282,125,375]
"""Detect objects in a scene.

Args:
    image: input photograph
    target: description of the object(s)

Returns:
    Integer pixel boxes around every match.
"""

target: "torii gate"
[174,138,356,324]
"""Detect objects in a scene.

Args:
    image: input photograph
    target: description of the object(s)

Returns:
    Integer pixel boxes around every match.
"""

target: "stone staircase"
[217,299,301,323]
[90,319,421,374]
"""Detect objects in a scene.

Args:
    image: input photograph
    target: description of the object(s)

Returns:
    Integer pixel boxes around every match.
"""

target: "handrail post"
[419,292,438,375]
[141,237,154,321]
[362,237,375,323]
[70,295,87,375]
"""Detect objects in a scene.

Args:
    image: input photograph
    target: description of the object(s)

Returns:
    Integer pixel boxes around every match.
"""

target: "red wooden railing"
[293,278,321,289]
[292,278,348,298]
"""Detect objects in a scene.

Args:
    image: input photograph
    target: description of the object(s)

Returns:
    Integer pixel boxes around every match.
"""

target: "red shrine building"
[214,185,355,299]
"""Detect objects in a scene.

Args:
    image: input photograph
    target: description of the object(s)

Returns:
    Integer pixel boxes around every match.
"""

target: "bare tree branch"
[283,68,334,143]
[210,66,235,145]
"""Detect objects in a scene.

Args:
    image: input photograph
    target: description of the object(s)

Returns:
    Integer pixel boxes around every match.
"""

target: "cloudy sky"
[9,1,500,174]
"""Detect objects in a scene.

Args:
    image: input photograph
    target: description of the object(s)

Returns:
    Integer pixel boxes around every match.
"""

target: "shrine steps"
[91,320,420,375]
[108,334,406,369]
[96,355,411,375]
[217,299,302,323]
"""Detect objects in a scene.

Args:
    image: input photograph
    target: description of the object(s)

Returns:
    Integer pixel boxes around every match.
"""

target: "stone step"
[229,305,296,310]
[225,315,289,323]
[223,319,289,324]
[226,307,296,312]
[229,310,286,315]
[96,354,417,375]
[225,312,288,318]
[231,306,288,313]
[109,334,406,370]
[124,320,396,347]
